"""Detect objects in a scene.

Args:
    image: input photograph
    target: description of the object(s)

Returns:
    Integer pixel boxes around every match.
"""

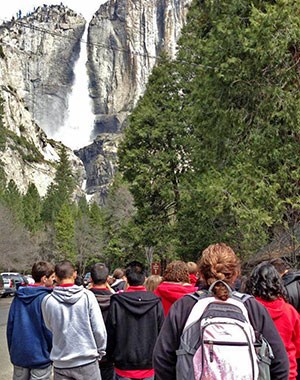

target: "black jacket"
[106,289,164,370]
[283,271,300,312]
[153,293,289,380]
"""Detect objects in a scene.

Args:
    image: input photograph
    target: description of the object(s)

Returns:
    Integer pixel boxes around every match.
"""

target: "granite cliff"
[0,5,85,196]
[0,0,191,202]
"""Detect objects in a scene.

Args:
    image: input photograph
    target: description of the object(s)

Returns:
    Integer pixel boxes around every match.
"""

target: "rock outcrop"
[87,0,192,135]
[80,0,192,201]
[0,5,86,196]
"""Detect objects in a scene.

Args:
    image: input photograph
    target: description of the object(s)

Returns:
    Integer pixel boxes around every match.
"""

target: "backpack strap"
[186,290,209,302]
[232,291,253,303]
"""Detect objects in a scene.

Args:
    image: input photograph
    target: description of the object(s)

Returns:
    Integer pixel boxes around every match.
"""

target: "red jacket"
[256,297,300,380]
[154,282,197,315]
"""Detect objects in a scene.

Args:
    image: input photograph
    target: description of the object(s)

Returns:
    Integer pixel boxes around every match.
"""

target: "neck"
[58,278,75,285]
[93,284,107,289]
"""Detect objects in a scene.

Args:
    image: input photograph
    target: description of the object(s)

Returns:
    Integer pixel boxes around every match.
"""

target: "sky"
[0,0,106,22]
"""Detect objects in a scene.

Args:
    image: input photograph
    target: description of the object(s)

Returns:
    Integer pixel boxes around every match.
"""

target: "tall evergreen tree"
[54,203,76,263]
[23,183,42,233]
[42,145,75,223]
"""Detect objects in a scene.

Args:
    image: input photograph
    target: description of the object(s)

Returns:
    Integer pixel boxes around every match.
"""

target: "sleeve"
[153,297,193,380]
[88,291,107,359]
[105,296,117,361]
[292,309,300,359]
[245,297,290,380]
[6,299,16,350]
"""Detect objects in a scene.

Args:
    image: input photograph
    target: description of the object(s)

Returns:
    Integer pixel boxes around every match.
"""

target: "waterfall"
[52,26,94,150]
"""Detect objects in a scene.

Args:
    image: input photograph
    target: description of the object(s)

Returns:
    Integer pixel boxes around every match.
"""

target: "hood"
[112,291,160,316]
[283,271,300,286]
[52,285,84,304]
[15,286,52,304]
[256,297,286,320]
[155,282,197,304]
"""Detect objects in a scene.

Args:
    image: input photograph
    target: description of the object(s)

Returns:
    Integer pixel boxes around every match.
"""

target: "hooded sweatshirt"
[6,286,53,368]
[256,297,300,380]
[154,282,198,315]
[42,285,107,369]
[106,288,164,370]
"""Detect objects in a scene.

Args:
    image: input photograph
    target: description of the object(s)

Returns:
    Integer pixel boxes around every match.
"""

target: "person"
[270,258,300,312]
[154,260,198,315]
[145,274,163,292]
[245,261,300,380]
[90,262,115,380]
[153,243,289,380]
[41,260,107,380]
[186,261,199,286]
[106,261,164,380]
[7,261,55,380]
[111,268,127,292]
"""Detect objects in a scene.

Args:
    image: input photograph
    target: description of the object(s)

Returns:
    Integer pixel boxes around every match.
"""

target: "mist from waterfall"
[52,26,94,150]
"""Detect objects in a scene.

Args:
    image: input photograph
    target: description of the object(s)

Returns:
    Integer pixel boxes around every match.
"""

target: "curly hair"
[163,260,190,283]
[245,261,287,301]
[197,243,241,300]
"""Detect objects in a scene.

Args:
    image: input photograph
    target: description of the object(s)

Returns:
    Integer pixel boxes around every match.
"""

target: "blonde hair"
[198,243,240,300]
[145,275,163,292]
[187,261,198,275]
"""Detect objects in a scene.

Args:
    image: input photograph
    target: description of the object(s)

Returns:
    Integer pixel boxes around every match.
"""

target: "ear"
[73,270,78,279]
[41,275,47,284]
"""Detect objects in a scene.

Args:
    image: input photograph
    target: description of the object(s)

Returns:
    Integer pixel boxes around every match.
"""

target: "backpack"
[176,280,273,380]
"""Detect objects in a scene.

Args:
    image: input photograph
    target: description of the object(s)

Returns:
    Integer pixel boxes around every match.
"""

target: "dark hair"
[112,268,125,279]
[125,261,145,286]
[31,261,54,283]
[269,258,290,276]
[91,263,109,285]
[55,260,75,280]
[163,260,190,283]
[198,243,240,300]
[245,261,287,301]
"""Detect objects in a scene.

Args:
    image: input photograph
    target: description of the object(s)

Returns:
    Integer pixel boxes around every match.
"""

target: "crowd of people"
[6,243,300,380]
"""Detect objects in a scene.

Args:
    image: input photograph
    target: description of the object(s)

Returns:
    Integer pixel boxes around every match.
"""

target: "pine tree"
[54,203,76,263]
[23,183,42,233]
[42,145,75,223]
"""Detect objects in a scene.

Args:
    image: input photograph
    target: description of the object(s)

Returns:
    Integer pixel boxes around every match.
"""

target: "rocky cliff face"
[0,1,191,202]
[87,0,191,136]
[80,0,191,201]
[0,5,86,196]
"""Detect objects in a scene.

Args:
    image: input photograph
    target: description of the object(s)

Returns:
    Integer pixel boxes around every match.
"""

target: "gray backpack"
[176,281,273,380]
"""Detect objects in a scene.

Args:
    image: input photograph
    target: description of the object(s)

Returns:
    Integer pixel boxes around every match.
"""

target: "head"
[245,261,287,301]
[112,268,125,280]
[197,243,241,300]
[125,261,146,286]
[91,263,109,285]
[163,260,190,283]
[145,275,163,292]
[31,261,55,287]
[269,258,289,277]
[187,261,198,275]
[55,260,76,284]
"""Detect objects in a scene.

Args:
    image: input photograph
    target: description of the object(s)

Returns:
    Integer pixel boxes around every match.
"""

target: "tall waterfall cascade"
[52,26,94,150]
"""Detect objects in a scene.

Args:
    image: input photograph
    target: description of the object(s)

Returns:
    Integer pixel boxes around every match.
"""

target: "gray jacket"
[42,285,107,368]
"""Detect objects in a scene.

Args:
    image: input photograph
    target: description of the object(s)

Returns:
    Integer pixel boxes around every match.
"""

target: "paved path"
[0,297,13,380]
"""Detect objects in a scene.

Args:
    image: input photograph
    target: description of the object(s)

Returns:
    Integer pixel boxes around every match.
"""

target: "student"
[111,268,127,292]
[246,261,300,380]
[153,243,289,380]
[42,260,107,380]
[106,261,164,380]
[89,262,115,380]
[7,261,55,380]
[154,260,197,315]
[186,261,199,286]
